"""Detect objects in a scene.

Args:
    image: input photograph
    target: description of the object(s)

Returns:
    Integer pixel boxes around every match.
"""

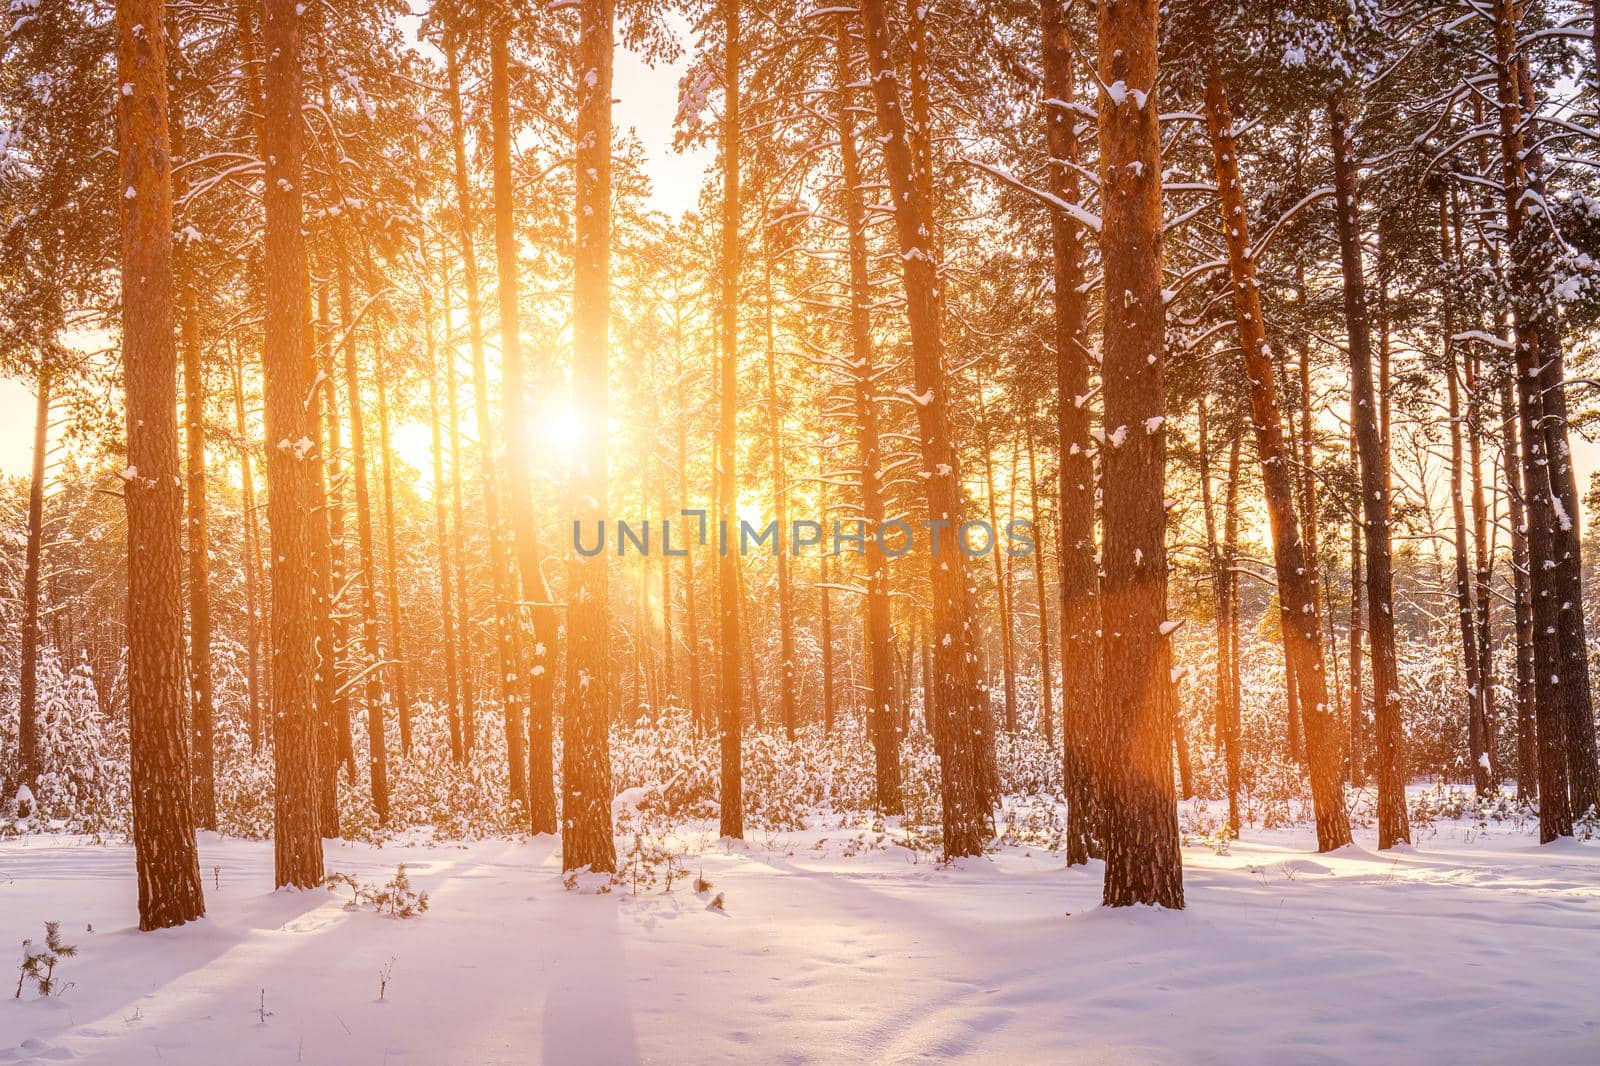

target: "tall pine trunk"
[262,0,324,889]
[1206,74,1350,851]
[335,253,389,826]
[1329,97,1409,849]
[375,363,411,755]
[1502,379,1537,800]
[562,0,618,872]
[832,16,900,810]
[717,0,746,840]
[1494,0,1599,828]
[857,0,987,858]
[171,86,216,832]
[424,275,463,762]
[117,0,206,928]
[1025,424,1054,749]
[1095,0,1184,906]
[1041,0,1100,866]
[491,30,558,834]
[760,239,798,738]
[17,366,50,792]
[446,34,522,803]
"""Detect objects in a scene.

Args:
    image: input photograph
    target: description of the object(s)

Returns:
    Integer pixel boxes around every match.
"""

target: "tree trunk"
[1502,379,1536,801]
[820,551,836,734]
[1492,0,1581,836]
[857,0,988,859]
[314,283,352,800]
[1040,0,1100,866]
[1025,423,1055,749]
[375,362,411,756]
[17,366,50,794]
[1443,206,1489,794]
[444,249,476,758]
[446,34,522,803]
[976,381,1018,734]
[1095,0,1183,907]
[490,29,558,834]
[673,339,705,735]
[832,15,901,810]
[1222,434,1244,834]
[230,349,265,751]
[1206,73,1351,851]
[424,274,463,763]
[1197,396,1240,833]
[1329,96,1409,849]
[717,0,746,841]
[117,0,206,927]
[1348,422,1365,789]
[562,0,618,872]
[334,249,389,826]
[761,238,798,739]
[261,0,323,888]
[1512,8,1600,821]
[171,84,216,832]
[1466,346,1498,782]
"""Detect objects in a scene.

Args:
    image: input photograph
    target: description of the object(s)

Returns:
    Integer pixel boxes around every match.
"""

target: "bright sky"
[0,34,708,481]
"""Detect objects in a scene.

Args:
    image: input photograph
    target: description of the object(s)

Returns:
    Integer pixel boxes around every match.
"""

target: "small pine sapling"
[371,865,429,918]
[325,866,429,917]
[15,921,76,998]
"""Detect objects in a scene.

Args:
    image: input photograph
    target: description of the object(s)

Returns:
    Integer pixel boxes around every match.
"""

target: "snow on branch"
[955,157,1101,233]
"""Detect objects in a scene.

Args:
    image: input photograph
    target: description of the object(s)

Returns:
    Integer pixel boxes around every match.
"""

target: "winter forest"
[2,0,1600,1059]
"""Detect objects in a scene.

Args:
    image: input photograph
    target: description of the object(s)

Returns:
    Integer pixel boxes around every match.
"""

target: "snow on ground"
[3,809,1600,1064]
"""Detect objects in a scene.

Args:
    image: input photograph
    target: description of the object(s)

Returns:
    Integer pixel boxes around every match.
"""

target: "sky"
[0,32,709,481]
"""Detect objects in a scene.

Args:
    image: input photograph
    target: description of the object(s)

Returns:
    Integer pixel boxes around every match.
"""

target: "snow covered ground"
[3,807,1599,1064]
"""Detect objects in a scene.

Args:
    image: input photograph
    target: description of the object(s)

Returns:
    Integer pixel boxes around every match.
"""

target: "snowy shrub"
[1,654,129,838]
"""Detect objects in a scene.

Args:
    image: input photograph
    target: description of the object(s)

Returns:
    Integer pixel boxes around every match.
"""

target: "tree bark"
[446,34,522,803]
[230,348,265,751]
[1502,379,1536,801]
[334,249,389,826]
[1206,74,1351,851]
[562,0,618,872]
[117,0,206,927]
[1491,0,1580,836]
[1443,205,1489,794]
[857,0,988,858]
[761,235,798,739]
[443,248,476,758]
[832,16,901,810]
[1329,96,1409,849]
[717,0,746,841]
[1095,0,1183,907]
[672,333,705,735]
[1348,417,1365,789]
[1025,423,1054,749]
[490,28,558,834]
[17,366,50,793]
[375,362,411,755]
[1041,0,1100,866]
[171,82,216,832]
[424,270,464,763]
[262,0,324,889]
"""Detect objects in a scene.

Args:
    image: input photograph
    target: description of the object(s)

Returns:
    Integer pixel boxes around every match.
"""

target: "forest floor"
[2,797,1599,1064]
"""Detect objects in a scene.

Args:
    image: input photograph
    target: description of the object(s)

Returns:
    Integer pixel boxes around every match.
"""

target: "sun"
[540,402,588,457]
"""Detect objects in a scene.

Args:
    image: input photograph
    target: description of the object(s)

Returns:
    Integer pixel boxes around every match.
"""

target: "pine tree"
[116,0,206,927]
